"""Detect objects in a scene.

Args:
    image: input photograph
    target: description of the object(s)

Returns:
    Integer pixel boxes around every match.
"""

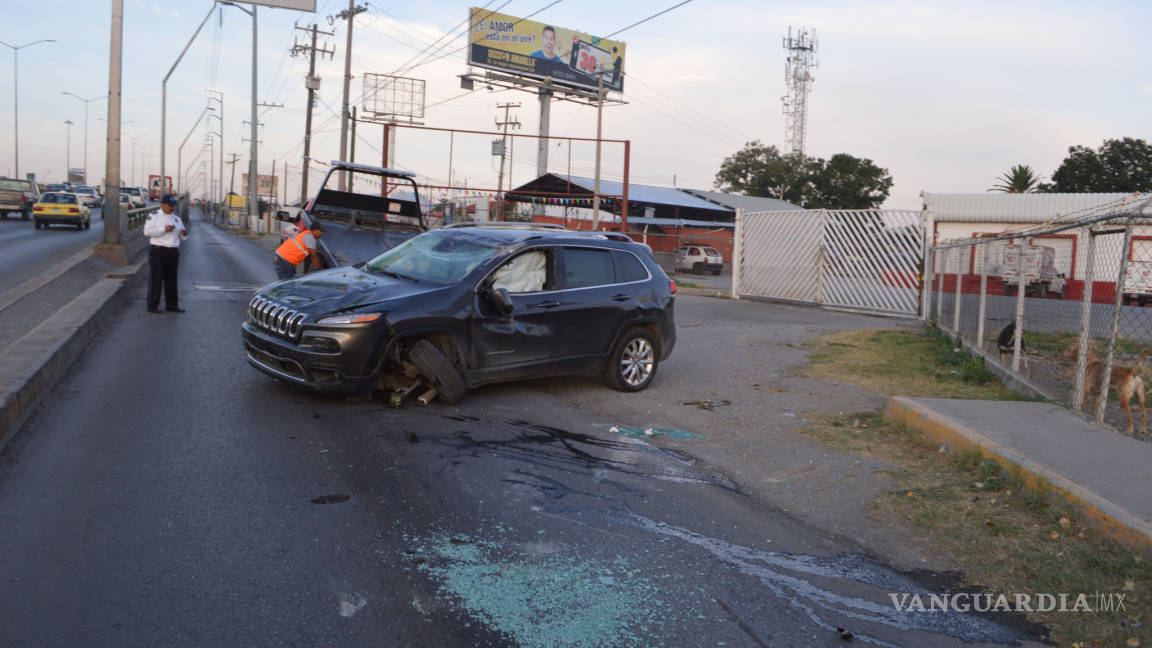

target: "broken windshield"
[364,231,504,285]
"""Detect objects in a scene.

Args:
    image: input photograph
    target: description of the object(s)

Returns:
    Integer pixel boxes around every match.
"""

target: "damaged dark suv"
[241,223,676,404]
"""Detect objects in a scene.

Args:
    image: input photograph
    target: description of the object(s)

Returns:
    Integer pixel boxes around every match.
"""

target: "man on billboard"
[530,26,565,63]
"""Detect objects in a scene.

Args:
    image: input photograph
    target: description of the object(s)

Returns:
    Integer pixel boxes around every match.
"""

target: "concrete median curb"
[0,259,147,453]
[884,396,1152,552]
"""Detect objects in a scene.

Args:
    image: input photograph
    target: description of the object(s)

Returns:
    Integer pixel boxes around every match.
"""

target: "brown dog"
[1080,347,1149,435]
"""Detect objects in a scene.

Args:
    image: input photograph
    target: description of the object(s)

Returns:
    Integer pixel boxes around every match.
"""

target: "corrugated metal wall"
[925,193,1148,223]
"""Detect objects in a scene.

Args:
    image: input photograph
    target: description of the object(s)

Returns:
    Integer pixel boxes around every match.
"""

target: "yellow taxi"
[33,192,91,230]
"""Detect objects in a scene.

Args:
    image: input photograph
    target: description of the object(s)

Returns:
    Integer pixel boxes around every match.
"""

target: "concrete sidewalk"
[886,397,1152,551]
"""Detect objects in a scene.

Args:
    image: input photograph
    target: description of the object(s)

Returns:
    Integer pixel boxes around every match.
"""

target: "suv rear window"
[613,251,648,283]
[0,180,29,191]
[560,247,615,289]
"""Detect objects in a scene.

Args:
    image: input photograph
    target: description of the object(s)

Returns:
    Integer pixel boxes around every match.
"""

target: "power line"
[603,0,694,39]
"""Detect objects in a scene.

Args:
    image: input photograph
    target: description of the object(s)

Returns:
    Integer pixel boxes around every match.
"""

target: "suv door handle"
[533,300,560,309]
[612,293,631,302]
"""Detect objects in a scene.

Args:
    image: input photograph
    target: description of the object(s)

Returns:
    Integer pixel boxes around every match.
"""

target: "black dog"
[997,322,1029,367]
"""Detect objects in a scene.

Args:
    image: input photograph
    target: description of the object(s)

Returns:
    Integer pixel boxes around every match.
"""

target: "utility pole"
[332,2,366,191]
[291,24,334,204]
[206,89,224,208]
[592,71,604,229]
[98,0,121,253]
[494,102,520,221]
[225,152,240,222]
[349,106,357,167]
[63,120,73,178]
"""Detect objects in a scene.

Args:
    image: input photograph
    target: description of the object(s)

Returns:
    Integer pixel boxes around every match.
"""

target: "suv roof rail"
[559,231,635,243]
[442,222,567,230]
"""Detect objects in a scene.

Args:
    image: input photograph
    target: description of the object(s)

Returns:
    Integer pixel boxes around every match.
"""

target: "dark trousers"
[274,254,296,280]
[148,245,180,309]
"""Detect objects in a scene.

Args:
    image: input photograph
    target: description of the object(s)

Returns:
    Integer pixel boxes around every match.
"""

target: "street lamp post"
[124,132,145,188]
[64,120,73,178]
[0,38,54,179]
[62,92,107,185]
[177,105,214,195]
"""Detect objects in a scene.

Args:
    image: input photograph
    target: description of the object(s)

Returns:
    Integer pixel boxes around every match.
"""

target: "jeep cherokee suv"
[241,224,676,404]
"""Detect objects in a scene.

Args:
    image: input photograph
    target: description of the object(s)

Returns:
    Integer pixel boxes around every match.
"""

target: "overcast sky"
[1,0,1149,208]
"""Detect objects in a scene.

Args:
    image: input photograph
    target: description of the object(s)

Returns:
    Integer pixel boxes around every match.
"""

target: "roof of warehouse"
[677,188,801,213]
[531,175,728,212]
[924,193,1152,223]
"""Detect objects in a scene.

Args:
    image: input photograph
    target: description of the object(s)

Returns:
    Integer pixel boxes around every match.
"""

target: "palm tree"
[988,164,1041,193]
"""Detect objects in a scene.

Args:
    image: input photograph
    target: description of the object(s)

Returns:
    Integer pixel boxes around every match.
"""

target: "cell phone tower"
[782,26,818,157]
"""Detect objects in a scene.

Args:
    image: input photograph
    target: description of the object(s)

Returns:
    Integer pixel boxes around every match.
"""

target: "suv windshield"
[364,230,504,284]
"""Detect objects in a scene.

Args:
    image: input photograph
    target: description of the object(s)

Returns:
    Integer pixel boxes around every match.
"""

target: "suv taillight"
[669,280,677,294]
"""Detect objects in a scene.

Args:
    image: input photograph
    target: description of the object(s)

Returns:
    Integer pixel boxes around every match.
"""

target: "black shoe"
[147,307,162,314]
[166,307,186,313]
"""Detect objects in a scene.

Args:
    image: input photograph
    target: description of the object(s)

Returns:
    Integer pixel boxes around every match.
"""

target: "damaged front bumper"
[241,322,378,392]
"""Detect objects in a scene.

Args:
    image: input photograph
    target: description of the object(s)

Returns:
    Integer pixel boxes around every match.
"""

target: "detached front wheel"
[406,339,465,405]
[605,329,658,392]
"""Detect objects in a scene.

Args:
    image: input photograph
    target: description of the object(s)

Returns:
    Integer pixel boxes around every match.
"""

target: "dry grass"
[805,412,1150,647]
[801,329,1148,646]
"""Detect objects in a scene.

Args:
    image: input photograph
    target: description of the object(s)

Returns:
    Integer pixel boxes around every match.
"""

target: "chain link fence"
[928,196,1152,435]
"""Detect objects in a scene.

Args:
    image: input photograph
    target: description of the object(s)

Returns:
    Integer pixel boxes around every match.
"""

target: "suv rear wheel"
[605,329,658,392]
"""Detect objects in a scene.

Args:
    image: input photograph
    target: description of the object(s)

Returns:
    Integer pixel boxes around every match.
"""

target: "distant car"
[122,186,145,208]
[33,192,91,230]
[677,245,724,275]
[118,193,132,211]
[45,184,67,193]
[0,178,39,220]
[73,186,102,208]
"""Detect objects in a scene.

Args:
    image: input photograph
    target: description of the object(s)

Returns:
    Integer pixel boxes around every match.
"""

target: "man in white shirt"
[142,194,188,313]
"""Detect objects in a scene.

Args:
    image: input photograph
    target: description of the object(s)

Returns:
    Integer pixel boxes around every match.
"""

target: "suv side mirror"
[488,287,514,315]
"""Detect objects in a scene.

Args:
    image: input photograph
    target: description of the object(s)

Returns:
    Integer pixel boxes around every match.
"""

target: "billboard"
[247,0,316,11]
[468,8,626,93]
[242,174,279,197]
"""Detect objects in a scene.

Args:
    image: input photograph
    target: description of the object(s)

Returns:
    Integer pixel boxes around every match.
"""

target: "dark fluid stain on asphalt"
[416,413,1042,647]
[310,494,350,504]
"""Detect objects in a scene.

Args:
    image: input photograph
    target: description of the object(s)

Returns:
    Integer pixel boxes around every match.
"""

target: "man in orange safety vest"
[274,220,325,280]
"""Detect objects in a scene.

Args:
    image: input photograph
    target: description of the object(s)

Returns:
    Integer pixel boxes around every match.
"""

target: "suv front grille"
[248,296,306,339]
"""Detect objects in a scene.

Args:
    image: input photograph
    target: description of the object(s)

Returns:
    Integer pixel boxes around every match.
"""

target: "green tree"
[988,164,1041,193]
[714,141,892,209]
[809,153,894,209]
[1041,138,1152,192]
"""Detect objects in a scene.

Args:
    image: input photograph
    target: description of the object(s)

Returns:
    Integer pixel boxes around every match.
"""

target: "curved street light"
[0,38,55,179]
[62,92,108,184]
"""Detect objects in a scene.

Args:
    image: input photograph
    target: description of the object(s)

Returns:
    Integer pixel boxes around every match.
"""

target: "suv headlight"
[316,312,381,325]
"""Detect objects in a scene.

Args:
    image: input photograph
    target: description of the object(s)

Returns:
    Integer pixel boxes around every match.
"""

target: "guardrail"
[123,205,154,230]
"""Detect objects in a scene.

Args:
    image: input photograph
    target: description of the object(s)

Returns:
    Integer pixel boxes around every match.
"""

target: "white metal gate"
[735,209,925,317]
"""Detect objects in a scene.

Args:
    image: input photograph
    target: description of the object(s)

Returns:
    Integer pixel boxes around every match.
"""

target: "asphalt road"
[0,216,1043,647]
[0,206,108,290]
